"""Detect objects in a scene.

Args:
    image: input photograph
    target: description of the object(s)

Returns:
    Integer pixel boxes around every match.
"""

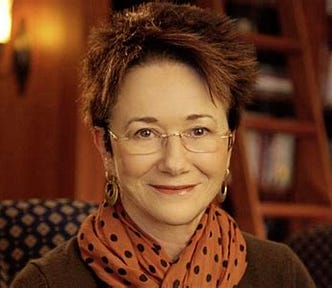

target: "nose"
[157,135,190,176]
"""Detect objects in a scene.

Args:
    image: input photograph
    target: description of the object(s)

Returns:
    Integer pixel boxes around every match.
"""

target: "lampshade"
[0,0,13,43]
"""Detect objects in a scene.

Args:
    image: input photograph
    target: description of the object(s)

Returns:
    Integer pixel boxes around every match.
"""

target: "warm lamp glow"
[0,0,13,43]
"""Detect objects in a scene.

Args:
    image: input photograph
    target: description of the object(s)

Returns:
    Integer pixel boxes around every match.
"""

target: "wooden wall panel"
[73,1,109,203]
[0,0,109,201]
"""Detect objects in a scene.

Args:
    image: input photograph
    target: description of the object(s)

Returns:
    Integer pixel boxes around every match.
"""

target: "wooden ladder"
[199,0,332,238]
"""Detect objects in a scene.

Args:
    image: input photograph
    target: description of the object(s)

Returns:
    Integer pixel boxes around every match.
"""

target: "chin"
[152,203,207,226]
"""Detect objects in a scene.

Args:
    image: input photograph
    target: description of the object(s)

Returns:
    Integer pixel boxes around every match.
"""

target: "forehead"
[111,60,228,128]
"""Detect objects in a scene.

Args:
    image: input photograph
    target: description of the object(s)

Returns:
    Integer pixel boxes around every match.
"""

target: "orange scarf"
[78,202,247,287]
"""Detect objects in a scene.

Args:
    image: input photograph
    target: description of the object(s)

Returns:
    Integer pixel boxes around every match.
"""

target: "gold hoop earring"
[104,172,119,206]
[219,168,230,203]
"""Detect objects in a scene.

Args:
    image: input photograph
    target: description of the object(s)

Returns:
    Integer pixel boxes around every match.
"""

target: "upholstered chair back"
[286,225,332,288]
[0,198,98,287]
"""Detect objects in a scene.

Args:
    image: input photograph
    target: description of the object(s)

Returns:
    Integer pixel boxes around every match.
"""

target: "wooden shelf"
[240,33,301,53]
[260,202,332,219]
[202,0,332,240]
[243,114,316,135]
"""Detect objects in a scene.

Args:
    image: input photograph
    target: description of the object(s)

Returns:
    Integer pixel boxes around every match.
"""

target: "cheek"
[194,149,230,179]
[113,151,156,182]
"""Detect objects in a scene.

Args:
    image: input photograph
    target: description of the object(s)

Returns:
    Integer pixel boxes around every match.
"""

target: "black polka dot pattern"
[124,250,132,258]
[104,267,113,274]
[202,246,208,255]
[101,256,108,264]
[118,268,127,276]
[123,279,131,286]
[137,243,144,252]
[110,234,118,242]
[173,279,180,288]
[85,257,93,264]
[139,274,148,282]
[148,265,156,274]
[160,259,168,267]
[214,254,219,263]
[78,202,247,287]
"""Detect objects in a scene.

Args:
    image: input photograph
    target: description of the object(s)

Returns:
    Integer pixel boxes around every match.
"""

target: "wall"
[0,0,108,201]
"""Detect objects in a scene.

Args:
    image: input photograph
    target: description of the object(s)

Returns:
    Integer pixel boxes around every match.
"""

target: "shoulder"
[243,232,292,260]
[10,237,103,288]
[239,232,316,288]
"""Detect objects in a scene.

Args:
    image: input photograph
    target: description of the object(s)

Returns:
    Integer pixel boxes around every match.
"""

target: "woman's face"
[99,60,232,230]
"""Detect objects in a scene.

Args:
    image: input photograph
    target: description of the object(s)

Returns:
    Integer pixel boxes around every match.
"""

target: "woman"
[12,2,315,287]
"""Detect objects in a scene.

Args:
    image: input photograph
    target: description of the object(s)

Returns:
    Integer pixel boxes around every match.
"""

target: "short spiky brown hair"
[80,2,256,134]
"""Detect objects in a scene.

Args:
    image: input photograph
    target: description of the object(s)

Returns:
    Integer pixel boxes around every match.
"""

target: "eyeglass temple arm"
[225,133,234,151]
[108,129,118,140]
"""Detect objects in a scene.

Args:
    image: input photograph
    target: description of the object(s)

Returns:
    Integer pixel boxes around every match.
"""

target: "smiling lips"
[150,184,197,195]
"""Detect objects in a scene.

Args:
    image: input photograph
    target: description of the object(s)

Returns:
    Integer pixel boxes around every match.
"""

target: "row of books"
[244,130,295,200]
[257,61,332,109]
[255,64,293,98]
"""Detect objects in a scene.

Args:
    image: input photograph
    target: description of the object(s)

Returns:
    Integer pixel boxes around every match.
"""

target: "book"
[244,130,295,200]
[255,64,293,97]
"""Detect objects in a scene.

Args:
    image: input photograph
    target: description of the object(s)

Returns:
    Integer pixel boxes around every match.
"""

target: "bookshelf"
[110,0,332,240]
[198,0,332,239]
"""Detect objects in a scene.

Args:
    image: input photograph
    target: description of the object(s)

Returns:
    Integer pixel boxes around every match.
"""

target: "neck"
[124,205,204,261]
[140,219,201,261]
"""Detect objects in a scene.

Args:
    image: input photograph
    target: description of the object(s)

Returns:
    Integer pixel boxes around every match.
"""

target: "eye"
[189,127,210,137]
[133,128,157,139]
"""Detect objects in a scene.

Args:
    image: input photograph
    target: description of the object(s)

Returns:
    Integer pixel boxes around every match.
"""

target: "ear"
[93,127,109,160]
[93,127,116,175]
[225,131,236,168]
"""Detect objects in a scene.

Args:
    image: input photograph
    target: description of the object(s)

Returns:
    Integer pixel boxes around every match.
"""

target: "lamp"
[0,0,30,94]
[0,0,13,43]
[13,19,31,94]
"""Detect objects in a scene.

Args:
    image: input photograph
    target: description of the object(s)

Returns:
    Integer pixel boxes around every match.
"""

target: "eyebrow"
[125,114,215,129]
[186,114,214,121]
[125,117,158,129]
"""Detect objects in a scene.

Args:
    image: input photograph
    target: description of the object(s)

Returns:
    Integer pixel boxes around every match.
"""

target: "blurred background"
[1,1,332,287]
[1,0,332,240]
